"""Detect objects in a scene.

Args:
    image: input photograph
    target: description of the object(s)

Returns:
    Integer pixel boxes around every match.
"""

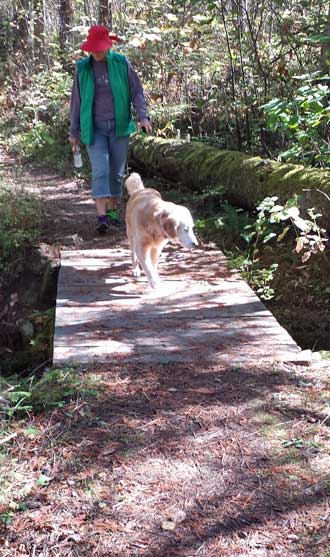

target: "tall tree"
[12,0,30,74]
[320,2,330,74]
[99,0,112,27]
[32,0,45,70]
[59,0,73,69]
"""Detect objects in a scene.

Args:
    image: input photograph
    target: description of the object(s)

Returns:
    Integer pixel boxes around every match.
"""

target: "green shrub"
[6,67,73,170]
[0,367,98,419]
[263,73,330,167]
[0,186,41,280]
[196,194,327,300]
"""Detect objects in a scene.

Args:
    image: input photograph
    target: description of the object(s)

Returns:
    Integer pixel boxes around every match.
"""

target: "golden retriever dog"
[125,173,198,289]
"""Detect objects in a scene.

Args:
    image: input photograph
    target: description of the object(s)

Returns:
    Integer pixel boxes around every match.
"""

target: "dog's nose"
[189,239,198,249]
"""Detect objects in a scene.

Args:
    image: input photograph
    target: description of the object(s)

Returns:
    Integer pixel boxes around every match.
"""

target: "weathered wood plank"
[56,282,263,309]
[54,314,296,340]
[55,299,268,318]
[53,342,301,365]
[53,247,304,366]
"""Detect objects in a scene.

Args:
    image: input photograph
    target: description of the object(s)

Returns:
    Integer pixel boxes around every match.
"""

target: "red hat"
[80,25,121,52]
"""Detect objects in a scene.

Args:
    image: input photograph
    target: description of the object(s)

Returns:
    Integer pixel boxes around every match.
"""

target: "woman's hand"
[69,136,80,150]
[138,118,152,134]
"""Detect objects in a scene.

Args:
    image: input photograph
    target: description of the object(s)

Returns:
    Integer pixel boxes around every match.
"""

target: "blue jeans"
[86,118,129,199]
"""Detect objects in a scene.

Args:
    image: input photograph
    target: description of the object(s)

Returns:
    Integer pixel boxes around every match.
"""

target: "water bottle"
[73,145,83,168]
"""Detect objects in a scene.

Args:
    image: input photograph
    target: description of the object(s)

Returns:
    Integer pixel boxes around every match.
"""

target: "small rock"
[17,319,34,339]
[169,509,187,523]
[161,520,176,531]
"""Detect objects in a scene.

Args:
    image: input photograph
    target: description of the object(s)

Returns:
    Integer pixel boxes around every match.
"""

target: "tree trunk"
[320,3,330,74]
[12,0,30,74]
[128,134,330,229]
[32,0,45,70]
[99,0,112,28]
[217,0,242,149]
[59,0,72,70]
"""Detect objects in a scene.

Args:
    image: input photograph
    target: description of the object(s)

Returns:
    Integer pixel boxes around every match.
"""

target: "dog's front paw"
[149,278,161,289]
[132,267,141,277]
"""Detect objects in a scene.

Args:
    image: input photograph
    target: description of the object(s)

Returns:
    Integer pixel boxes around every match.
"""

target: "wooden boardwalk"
[53,246,307,366]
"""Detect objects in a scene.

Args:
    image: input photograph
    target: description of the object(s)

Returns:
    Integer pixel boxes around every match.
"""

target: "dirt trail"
[1,159,330,556]
[26,168,127,253]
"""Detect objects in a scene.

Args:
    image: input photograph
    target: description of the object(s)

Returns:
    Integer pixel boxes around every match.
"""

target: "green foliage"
[0,185,41,280]
[282,438,305,449]
[0,367,98,419]
[1,1,330,162]
[196,193,327,300]
[226,254,278,301]
[28,308,55,356]
[0,511,14,526]
[21,67,72,126]
[249,195,327,263]
[246,263,279,301]
[235,195,327,299]
[11,122,55,158]
[1,0,330,162]
[195,203,250,242]
[5,68,72,169]
[148,103,191,136]
[195,190,251,235]
[263,74,330,166]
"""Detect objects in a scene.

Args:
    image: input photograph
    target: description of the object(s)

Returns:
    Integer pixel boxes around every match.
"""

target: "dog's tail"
[125,173,144,196]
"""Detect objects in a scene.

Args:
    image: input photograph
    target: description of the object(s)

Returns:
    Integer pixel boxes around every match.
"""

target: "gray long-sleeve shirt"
[70,57,149,139]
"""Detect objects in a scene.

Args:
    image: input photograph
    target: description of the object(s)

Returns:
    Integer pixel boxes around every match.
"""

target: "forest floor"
[1,155,330,556]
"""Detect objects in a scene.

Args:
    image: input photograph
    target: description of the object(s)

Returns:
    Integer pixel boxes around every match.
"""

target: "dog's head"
[157,207,198,249]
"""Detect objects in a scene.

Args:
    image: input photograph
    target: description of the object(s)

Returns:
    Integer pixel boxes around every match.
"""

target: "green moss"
[129,134,330,226]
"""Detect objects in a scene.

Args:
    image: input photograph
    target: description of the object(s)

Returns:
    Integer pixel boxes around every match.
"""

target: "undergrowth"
[0,366,98,421]
[0,176,53,376]
[0,366,100,516]
[1,68,73,171]
[164,179,330,349]
[191,190,328,301]
[0,182,42,281]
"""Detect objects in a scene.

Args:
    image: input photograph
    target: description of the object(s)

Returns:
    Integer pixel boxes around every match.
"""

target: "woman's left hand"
[139,118,152,134]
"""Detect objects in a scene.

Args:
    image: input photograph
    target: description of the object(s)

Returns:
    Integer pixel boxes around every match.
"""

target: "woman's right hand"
[69,136,80,150]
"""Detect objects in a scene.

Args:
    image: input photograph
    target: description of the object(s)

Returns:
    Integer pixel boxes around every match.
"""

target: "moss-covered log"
[128,134,330,228]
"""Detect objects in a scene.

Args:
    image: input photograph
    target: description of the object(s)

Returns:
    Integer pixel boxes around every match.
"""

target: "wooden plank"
[56,283,263,311]
[60,247,226,262]
[54,318,297,348]
[53,247,304,366]
[53,341,301,365]
[54,300,269,319]
[57,270,249,290]
[59,247,230,279]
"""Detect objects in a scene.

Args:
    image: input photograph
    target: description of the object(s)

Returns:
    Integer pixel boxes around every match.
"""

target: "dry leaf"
[100,443,122,456]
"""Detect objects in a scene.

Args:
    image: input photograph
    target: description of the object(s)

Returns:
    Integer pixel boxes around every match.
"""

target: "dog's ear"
[156,209,169,221]
[161,215,178,239]
[155,209,177,238]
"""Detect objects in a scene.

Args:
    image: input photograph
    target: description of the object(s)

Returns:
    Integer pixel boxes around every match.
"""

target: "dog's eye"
[184,226,190,232]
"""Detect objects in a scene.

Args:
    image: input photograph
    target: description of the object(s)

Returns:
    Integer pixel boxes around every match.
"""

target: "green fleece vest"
[76,51,136,144]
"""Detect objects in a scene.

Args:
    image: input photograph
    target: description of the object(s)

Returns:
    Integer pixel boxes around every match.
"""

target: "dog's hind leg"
[127,225,141,277]
[135,242,160,289]
[132,258,141,278]
[131,240,141,277]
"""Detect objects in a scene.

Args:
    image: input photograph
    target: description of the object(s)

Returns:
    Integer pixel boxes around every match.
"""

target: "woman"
[69,25,152,234]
